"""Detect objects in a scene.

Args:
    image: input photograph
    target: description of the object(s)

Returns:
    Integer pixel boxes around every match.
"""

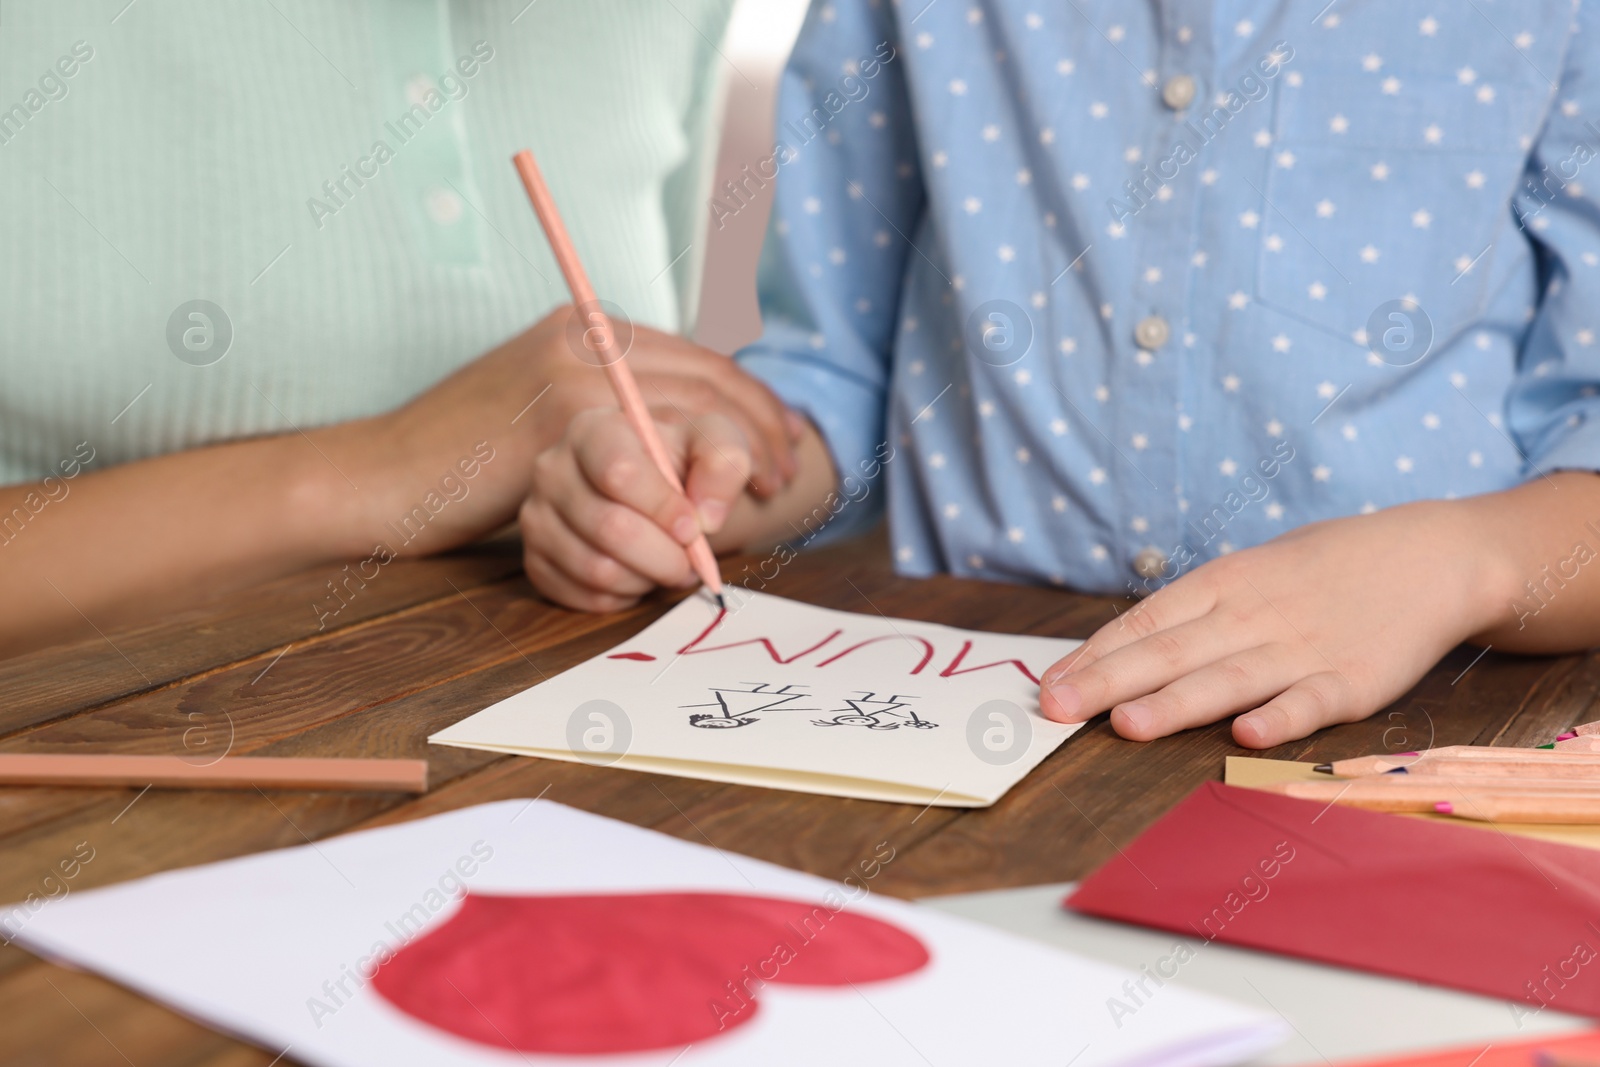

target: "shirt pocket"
[1252,68,1544,347]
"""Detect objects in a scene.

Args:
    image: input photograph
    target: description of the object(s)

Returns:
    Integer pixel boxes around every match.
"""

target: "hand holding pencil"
[511,148,752,612]
[520,407,753,612]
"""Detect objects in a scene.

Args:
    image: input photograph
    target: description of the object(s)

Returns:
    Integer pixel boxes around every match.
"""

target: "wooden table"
[2,532,1596,1066]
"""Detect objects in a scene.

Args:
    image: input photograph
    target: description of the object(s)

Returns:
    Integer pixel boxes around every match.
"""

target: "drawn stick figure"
[811,691,937,731]
[684,682,815,729]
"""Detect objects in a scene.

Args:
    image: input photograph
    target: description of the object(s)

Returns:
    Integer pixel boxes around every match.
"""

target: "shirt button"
[1133,546,1169,580]
[424,187,464,225]
[1162,74,1197,110]
[405,75,438,106]
[1134,315,1170,350]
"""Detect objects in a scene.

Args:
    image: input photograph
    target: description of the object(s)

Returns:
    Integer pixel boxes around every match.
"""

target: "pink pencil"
[512,149,726,608]
[0,754,427,792]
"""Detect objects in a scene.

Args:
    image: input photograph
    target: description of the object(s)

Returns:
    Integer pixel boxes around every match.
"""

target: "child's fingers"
[645,375,783,497]
[703,373,797,479]
[1232,671,1361,749]
[518,500,645,613]
[525,439,696,592]
[522,548,641,614]
[1044,577,1217,686]
[631,325,798,488]
[678,412,753,535]
[545,484,698,591]
[1105,647,1301,741]
[658,360,796,482]
[633,326,795,453]
[568,409,702,546]
[519,499,658,599]
[1039,615,1243,723]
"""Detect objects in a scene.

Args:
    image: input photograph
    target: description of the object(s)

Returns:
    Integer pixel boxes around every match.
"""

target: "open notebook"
[431,589,1085,806]
[4,801,1286,1066]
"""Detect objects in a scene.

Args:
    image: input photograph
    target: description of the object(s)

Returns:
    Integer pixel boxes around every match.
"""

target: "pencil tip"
[1384,766,1409,774]
[1313,763,1332,774]
[715,593,728,612]
[1434,802,1454,815]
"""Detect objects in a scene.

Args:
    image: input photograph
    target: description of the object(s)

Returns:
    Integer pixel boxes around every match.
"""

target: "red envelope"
[1065,782,1600,1019]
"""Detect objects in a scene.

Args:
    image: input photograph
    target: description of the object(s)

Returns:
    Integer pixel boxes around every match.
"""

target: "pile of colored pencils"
[1265,721,1600,824]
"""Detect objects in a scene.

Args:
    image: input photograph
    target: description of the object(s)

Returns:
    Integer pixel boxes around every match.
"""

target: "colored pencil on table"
[0,754,428,792]
[1267,780,1600,825]
[511,148,726,609]
[1263,778,1600,814]
[1281,776,1599,793]
[1433,793,1600,824]
[1364,758,1600,779]
[1316,746,1600,778]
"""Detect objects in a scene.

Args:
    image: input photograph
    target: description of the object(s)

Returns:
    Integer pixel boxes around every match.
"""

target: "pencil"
[1262,779,1600,813]
[1434,793,1600,824]
[0,754,428,792]
[1355,759,1600,779]
[1315,746,1600,777]
[511,149,726,609]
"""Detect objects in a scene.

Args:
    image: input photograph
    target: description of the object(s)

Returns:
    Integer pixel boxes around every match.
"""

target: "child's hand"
[1038,501,1510,748]
[519,407,753,612]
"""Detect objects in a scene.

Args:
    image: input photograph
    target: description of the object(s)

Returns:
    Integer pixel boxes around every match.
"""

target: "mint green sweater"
[0,0,733,483]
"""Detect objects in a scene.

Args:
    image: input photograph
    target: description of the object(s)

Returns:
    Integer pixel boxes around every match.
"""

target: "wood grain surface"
[0,531,1591,1066]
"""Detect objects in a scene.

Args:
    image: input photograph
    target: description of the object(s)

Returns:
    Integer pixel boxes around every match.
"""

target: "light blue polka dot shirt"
[735,0,1599,597]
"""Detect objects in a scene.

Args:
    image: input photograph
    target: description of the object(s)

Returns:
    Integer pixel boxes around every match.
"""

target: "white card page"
[4,800,1286,1067]
[431,590,1086,806]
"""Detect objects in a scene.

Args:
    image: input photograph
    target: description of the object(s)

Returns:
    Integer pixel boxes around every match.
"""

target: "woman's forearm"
[0,428,361,658]
[0,311,816,656]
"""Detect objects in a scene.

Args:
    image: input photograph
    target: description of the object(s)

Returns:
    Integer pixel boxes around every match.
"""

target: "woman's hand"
[337,307,799,559]
[1038,498,1519,749]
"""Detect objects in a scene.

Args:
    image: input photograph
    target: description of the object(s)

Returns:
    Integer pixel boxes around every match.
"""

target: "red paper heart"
[371,891,929,1054]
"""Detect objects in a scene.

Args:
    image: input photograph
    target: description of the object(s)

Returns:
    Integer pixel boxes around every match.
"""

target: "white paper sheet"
[431,589,1085,806]
[3,800,1285,1067]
